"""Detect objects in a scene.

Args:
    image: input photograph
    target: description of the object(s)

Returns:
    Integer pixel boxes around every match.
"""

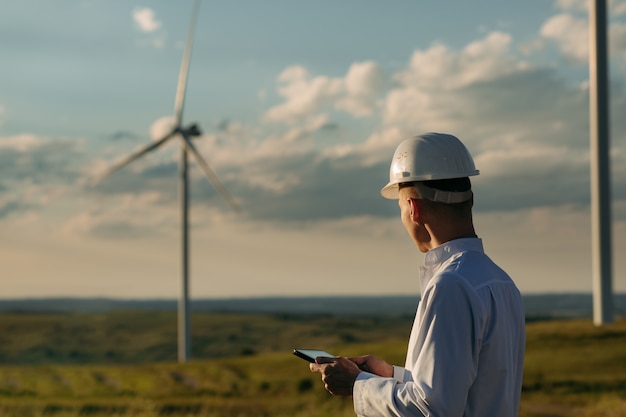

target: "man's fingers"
[310,356,339,373]
[347,356,366,365]
[310,362,323,373]
[311,356,337,373]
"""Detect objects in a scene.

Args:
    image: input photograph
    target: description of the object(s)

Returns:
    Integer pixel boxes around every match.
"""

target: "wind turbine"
[93,0,239,362]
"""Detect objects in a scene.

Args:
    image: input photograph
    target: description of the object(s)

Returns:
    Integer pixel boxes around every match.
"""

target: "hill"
[2,293,625,319]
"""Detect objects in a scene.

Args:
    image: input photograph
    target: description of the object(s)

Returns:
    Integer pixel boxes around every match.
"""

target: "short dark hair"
[422,177,471,193]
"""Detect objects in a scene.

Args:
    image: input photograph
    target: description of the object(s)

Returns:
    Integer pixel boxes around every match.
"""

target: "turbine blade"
[179,133,240,211]
[92,131,175,186]
[173,0,202,127]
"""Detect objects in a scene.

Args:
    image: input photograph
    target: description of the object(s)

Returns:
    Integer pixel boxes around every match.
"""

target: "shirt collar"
[423,237,484,267]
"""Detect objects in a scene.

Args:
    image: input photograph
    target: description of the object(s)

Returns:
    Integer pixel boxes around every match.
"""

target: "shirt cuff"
[353,372,402,416]
[393,365,412,382]
[356,371,377,382]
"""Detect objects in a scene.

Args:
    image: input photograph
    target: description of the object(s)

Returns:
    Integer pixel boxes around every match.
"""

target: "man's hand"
[348,355,394,377]
[310,356,362,397]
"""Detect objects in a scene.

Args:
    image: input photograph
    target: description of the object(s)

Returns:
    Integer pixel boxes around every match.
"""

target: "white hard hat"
[380,132,479,200]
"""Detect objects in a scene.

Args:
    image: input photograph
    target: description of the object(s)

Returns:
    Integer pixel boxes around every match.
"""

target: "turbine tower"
[93,0,238,362]
[589,0,613,325]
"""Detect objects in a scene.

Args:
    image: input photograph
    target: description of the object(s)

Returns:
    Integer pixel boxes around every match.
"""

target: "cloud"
[540,3,626,64]
[393,32,522,92]
[263,61,386,124]
[555,0,587,12]
[84,23,625,227]
[540,13,589,63]
[132,7,166,48]
[382,32,530,134]
[132,7,162,33]
[0,199,29,219]
[615,0,626,16]
[263,66,343,124]
[0,134,87,224]
[0,134,82,184]
[0,133,47,151]
[15,14,626,237]
[610,21,626,63]
[62,191,172,239]
[336,61,386,117]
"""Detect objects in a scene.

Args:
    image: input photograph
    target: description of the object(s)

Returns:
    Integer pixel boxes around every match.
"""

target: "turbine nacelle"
[177,123,202,137]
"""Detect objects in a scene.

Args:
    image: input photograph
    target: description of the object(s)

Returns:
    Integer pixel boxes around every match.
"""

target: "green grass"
[0,312,625,416]
[0,311,414,364]
[520,319,626,417]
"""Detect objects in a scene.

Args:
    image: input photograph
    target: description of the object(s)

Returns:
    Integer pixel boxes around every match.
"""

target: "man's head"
[382,133,479,251]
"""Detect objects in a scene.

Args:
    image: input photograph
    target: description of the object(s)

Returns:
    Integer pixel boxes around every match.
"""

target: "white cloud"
[321,125,406,167]
[541,13,589,63]
[556,0,587,13]
[614,0,626,16]
[132,7,165,48]
[62,191,172,239]
[186,22,624,221]
[336,61,386,117]
[132,7,162,33]
[394,32,520,91]
[263,61,386,124]
[85,13,625,225]
[474,143,587,180]
[263,66,343,124]
[18,8,626,229]
[192,119,322,195]
[381,31,526,134]
[610,21,626,61]
[539,7,626,65]
[459,32,523,85]
[0,133,47,151]
[550,0,626,61]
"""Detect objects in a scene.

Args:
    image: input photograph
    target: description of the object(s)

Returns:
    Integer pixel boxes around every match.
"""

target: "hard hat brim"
[380,182,400,199]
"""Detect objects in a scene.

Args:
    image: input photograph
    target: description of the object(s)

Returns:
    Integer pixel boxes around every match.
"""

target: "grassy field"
[0,312,625,416]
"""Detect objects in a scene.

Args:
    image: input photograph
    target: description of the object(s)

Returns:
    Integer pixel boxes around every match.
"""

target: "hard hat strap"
[414,182,473,204]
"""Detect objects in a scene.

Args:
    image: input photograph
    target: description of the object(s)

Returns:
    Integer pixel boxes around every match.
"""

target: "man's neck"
[420,224,476,252]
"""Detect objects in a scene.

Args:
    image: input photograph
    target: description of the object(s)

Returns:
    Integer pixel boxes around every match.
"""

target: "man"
[310,132,526,417]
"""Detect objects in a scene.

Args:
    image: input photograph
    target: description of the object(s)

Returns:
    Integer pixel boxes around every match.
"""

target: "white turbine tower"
[589,0,613,325]
[93,0,239,362]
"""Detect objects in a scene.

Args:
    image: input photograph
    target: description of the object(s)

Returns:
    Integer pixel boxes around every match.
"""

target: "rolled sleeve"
[354,373,402,417]
[393,366,412,382]
[354,374,432,417]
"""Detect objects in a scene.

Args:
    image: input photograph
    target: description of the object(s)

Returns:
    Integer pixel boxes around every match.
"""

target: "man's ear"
[408,198,420,223]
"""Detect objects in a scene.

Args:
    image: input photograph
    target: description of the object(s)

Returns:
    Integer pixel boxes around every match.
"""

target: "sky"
[1,0,625,299]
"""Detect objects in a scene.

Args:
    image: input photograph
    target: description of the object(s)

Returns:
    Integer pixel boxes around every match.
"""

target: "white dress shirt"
[353,238,525,417]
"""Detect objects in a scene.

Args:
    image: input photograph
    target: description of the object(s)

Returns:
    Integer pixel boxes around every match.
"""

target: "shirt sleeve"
[353,273,483,417]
